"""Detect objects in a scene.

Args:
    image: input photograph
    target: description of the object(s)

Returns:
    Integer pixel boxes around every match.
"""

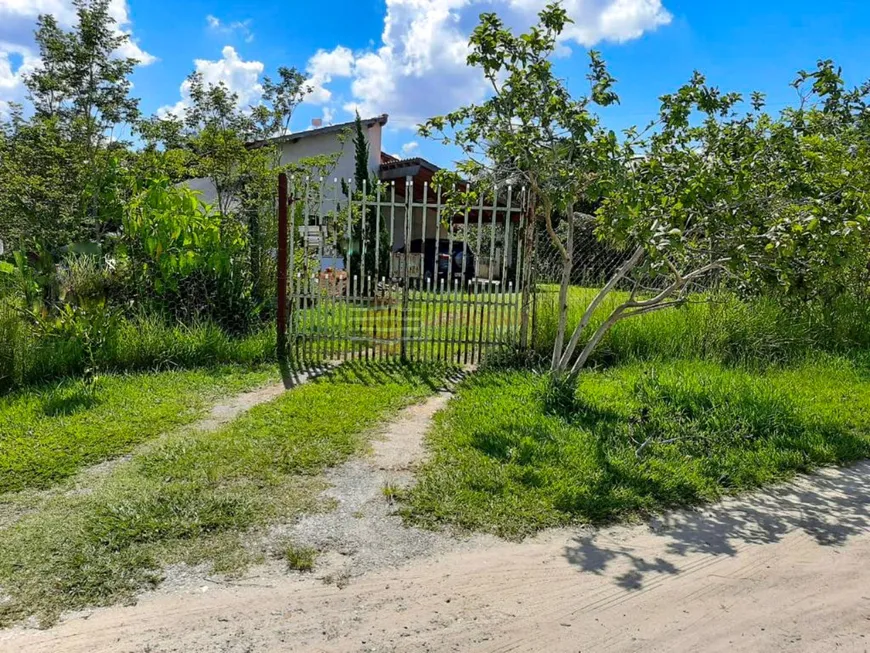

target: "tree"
[0,0,140,249]
[423,4,870,386]
[253,67,311,140]
[567,62,870,373]
[342,111,387,281]
[156,64,311,218]
[420,3,620,370]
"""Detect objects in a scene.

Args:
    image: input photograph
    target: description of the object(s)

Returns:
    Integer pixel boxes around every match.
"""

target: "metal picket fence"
[276,174,533,367]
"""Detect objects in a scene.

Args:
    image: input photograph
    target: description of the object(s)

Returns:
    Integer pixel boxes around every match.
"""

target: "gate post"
[277,173,288,359]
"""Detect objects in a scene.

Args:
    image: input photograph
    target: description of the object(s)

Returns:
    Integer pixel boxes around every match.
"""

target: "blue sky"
[1,0,868,169]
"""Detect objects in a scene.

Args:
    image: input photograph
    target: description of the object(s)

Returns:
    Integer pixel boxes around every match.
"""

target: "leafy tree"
[152,64,311,218]
[423,3,870,385]
[253,67,311,139]
[569,62,870,373]
[420,4,620,368]
[141,65,321,309]
[0,0,140,249]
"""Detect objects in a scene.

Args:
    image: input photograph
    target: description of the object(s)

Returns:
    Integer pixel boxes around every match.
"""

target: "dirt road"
[2,397,869,652]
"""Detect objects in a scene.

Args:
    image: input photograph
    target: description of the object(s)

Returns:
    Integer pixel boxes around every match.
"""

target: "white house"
[185,113,518,281]
[185,114,389,207]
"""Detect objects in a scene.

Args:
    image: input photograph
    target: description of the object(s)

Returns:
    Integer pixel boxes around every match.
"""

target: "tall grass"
[531,287,870,369]
[0,306,276,394]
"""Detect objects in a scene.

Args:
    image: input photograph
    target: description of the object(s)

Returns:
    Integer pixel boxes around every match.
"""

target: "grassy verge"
[0,362,444,626]
[405,356,870,540]
[532,287,870,368]
[0,366,278,494]
[0,307,277,394]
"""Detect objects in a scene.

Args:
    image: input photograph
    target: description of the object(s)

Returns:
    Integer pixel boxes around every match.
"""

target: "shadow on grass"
[563,461,870,591]
[41,383,101,417]
[409,363,870,591]
[286,358,466,392]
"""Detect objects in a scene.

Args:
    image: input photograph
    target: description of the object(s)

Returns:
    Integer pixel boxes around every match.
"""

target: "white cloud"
[522,0,673,45]
[305,45,354,104]
[106,0,156,65]
[0,43,41,115]
[205,14,254,43]
[158,45,265,117]
[401,140,418,155]
[0,0,154,64]
[305,0,670,129]
[322,106,335,124]
[0,0,154,110]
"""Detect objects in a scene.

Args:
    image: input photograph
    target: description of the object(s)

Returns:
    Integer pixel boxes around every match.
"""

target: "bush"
[122,180,258,334]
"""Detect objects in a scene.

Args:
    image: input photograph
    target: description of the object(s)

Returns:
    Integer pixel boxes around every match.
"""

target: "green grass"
[532,287,870,369]
[0,308,277,394]
[283,543,318,572]
[0,366,277,494]
[288,289,522,365]
[404,356,870,540]
[0,362,445,626]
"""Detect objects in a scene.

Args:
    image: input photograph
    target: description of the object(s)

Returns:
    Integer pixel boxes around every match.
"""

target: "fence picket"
[282,173,527,367]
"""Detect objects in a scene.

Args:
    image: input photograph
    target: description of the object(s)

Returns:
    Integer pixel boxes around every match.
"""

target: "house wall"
[384,206,445,251]
[182,120,384,211]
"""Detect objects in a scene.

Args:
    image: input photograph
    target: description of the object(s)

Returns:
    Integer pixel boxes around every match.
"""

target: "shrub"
[122,180,257,333]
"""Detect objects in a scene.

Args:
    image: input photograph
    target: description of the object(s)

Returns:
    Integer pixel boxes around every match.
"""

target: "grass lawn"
[0,362,445,627]
[404,356,870,540]
[289,289,523,365]
[0,366,279,494]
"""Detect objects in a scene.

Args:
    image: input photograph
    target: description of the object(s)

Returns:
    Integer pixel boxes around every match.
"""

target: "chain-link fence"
[528,213,728,359]
[532,214,635,290]
[531,212,726,293]
[0,193,282,393]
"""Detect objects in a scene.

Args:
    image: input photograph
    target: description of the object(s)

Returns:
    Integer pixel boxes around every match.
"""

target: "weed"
[283,544,318,572]
[0,309,277,395]
[382,482,402,503]
[529,288,870,370]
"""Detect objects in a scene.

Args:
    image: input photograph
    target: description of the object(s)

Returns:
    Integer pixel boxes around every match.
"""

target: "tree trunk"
[555,247,643,372]
[564,259,727,374]
[519,199,536,350]
[551,205,575,371]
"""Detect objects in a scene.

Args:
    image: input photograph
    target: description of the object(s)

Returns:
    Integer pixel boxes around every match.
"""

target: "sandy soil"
[2,397,869,652]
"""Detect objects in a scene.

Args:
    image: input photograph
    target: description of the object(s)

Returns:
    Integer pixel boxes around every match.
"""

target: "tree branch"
[555,246,644,371]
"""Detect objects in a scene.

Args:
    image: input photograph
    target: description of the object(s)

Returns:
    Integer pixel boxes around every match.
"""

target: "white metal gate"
[277,174,531,366]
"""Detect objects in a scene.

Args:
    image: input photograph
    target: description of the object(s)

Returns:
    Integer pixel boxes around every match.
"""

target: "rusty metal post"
[277,173,288,359]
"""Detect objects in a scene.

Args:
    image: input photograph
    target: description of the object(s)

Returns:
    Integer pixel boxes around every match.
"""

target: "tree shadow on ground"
[563,460,870,591]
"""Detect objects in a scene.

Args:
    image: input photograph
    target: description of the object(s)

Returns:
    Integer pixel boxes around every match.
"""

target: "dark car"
[406,238,475,284]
